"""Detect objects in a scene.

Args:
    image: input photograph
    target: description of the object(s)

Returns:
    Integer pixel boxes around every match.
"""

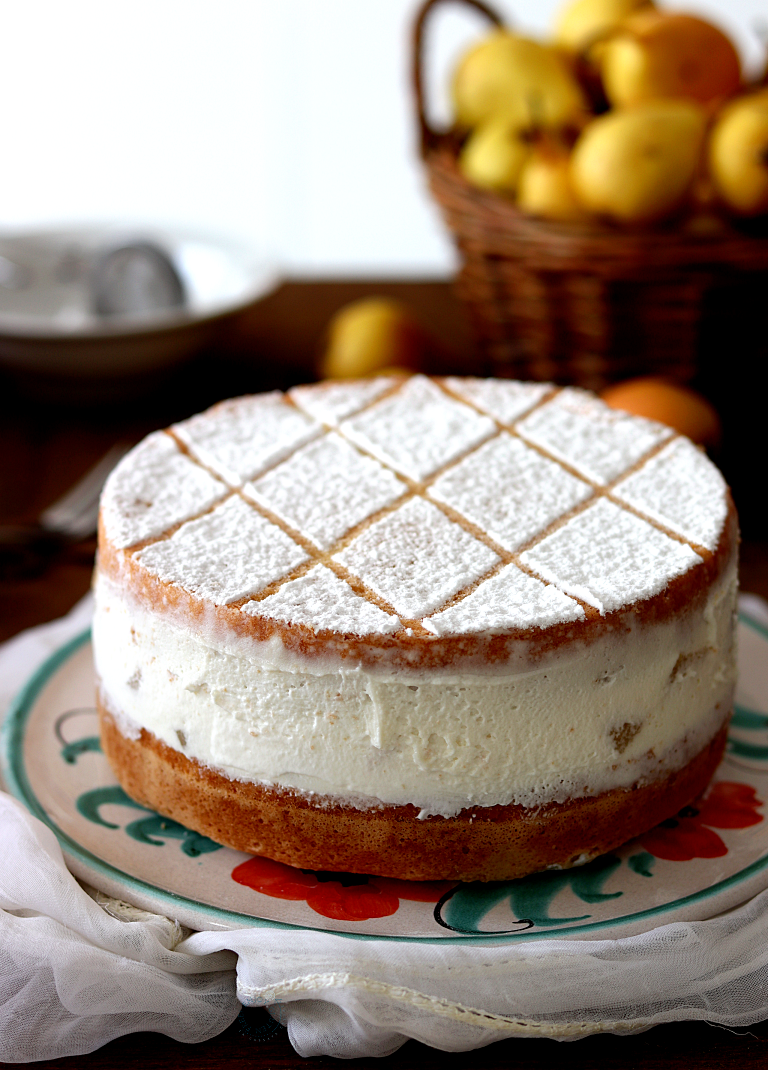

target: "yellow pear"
[452,30,587,131]
[459,118,530,193]
[570,101,706,223]
[554,0,653,55]
[600,12,741,109]
[319,298,426,380]
[516,146,585,220]
[708,91,768,215]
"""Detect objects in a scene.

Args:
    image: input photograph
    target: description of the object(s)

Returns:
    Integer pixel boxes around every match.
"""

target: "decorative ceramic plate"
[3,612,768,943]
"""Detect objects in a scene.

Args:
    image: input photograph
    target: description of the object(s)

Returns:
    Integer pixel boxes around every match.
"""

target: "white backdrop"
[0,1,765,277]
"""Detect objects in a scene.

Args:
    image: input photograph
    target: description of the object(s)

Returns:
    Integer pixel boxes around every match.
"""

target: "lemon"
[452,31,586,131]
[570,101,706,223]
[459,118,530,193]
[554,0,653,55]
[319,299,424,380]
[708,91,768,215]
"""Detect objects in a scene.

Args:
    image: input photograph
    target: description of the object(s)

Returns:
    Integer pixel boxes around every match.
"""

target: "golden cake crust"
[99,704,730,882]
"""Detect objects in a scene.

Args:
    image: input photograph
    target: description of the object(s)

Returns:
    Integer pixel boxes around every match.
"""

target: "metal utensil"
[90,242,186,318]
[0,442,130,581]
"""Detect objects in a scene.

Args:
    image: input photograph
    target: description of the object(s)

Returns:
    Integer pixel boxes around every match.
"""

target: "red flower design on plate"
[231,856,455,921]
[639,781,763,862]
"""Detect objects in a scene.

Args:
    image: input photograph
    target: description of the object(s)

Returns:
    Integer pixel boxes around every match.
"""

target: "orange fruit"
[601,12,741,110]
[600,378,721,447]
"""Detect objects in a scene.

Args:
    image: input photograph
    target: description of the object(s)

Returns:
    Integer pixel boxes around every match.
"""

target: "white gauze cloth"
[2,594,768,1063]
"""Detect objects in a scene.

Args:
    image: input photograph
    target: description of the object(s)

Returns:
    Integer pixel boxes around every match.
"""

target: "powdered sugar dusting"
[101,432,227,550]
[612,437,728,551]
[108,378,727,636]
[290,378,398,426]
[242,564,401,635]
[429,434,593,552]
[341,375,496,481]
[135,496,308,605]
[521,498,702,614]
[244,432,405,549]
[517,388,673,484]
[424,564,585,635]
[442,377,551,425]
[173,393,318,485]
[334,496,500,619]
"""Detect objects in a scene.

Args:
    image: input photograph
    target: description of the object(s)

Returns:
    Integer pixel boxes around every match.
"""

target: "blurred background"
[2,0,766,275]
[1,0,767,634]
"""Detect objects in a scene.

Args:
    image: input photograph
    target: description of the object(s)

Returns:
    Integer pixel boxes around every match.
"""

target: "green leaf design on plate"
[628,851,656,878]
[124,814,222,857]
[61,736,102,764]
[441,854,623,933]
[76,785,149,829]
[76,785,221,856]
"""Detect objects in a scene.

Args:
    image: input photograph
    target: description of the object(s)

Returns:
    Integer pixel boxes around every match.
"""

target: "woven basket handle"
[413,0,505,157]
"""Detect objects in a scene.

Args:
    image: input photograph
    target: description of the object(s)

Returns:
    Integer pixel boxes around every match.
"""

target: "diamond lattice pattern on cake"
[441,377,551,425]
[521,498,702,614]
[100,432,228,550]
[611,437,728,552]
[173,393,319,485]
[241,564,401,635]
[102,376,727,635]
[516,387,674,484]
[134,495,308,605]
[429,434,592,552]
[244,433,406,550]
[289,377,399,426]
[334,496,500,620]
[340,375,496,481]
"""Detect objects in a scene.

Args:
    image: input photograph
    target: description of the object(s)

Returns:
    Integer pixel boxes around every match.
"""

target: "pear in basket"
[600,11,741,108]
[708,90,768,216]
[570,100,706,223]
[554,0,654,55]
[452,30,587,132]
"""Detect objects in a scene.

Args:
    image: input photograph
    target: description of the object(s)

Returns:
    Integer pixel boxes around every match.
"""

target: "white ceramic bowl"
[0,227,278,378]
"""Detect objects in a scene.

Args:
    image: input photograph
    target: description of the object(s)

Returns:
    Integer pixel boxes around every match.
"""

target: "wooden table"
[1,280,767,1068]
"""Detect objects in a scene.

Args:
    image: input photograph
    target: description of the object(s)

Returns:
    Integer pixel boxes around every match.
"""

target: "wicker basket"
[413,0,768,390]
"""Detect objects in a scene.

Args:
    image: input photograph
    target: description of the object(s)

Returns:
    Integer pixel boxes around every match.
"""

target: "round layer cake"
[93,375,738,881]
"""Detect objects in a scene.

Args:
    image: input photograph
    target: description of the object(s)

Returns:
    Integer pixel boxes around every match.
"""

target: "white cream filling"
[92,567,737,817]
